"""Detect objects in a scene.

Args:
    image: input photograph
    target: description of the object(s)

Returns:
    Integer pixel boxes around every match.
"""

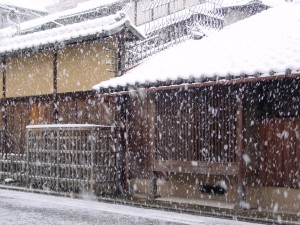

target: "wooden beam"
[153,160,239,176]
[117,30,126,76]
[236,90,245,205]
[118,95,129,195]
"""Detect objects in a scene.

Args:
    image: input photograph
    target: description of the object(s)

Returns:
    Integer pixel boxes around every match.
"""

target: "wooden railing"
[26,124,122,195]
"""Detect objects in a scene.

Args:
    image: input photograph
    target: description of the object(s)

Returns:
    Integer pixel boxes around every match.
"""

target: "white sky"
[0,0,58,11]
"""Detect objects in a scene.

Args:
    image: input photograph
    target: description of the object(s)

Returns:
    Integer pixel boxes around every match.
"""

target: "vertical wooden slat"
[236,90,245,204]
[53,48,58,124]
[175,91,179,161]
[194,89,199,161]
[200,88,205,161]
[216,87,220,161]
[221,87,225,162]
[296,119,300,188]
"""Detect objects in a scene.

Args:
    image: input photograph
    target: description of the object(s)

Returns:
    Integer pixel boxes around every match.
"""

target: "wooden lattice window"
[155,85,238,164]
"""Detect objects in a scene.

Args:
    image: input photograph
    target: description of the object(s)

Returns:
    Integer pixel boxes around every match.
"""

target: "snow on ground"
[0,189,261,225]
[93,3,300,90]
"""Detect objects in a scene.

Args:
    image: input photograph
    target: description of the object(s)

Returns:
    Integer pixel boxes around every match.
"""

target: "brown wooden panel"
[57,96,78,123]
[260,118,300,188]
[6,101,31,154]
[127,92,155,178]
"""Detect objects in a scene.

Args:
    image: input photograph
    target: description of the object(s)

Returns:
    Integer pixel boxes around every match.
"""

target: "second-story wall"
[3,38,117,99]
[57,40,117,93]
[6,51,54,98]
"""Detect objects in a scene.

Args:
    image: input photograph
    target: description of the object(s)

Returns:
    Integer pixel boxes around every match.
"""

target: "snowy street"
[0,189,261,225]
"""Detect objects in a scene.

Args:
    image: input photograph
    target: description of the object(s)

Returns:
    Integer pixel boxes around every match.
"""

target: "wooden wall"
[127,91,156,179]
[3,93,116,154]
[56,93,116,125]
[5,96,53,154]
[124,85,239,179]
[155,86,238,163]
[0,58,3,99]
[244,78,300,189]
[126,78,300,192]
[260,118,300,188]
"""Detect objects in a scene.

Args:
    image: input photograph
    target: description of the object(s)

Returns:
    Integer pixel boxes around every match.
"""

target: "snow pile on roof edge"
[0,11,144,55]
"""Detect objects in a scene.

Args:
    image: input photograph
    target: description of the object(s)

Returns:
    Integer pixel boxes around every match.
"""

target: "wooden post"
[90,128,94,192]
[117,30,126,76]
[149,92,158,199]
[56,129,60,191]
[236,88,246,206]
[53,48,58,123]
[119,95,129,195]
[1,57,6,100]
[25,129,30,187]
[1,57,6,151]
[134,0,138,26]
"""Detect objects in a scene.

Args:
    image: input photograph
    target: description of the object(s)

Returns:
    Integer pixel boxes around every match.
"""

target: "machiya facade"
[0,12,143,156]
[91,2,300,216]
[96,74,300,213]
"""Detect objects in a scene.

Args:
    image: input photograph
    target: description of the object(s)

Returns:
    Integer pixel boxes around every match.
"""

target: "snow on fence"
[0,153,26,181]
[0,128,27,181]
[26,124,122,195]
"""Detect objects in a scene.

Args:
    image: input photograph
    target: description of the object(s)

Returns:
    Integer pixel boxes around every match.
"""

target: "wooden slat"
[153,160,238,176]
[154,85,238,177]
[236,91,245,202]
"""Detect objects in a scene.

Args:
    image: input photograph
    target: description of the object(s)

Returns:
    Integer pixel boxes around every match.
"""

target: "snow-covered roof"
[0,0,122,38]
[0,0,47,13]
[220,0,288,8]
[0,11,145,56]
[93,4,300,91]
